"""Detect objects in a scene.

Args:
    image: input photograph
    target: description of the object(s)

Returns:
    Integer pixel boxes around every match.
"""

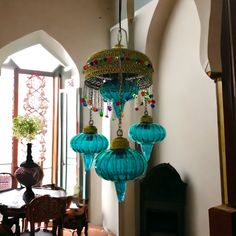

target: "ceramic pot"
[15,143,43,203]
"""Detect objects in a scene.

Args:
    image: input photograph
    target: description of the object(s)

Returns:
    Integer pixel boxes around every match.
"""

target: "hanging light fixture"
[75,0,165,201]
[94,131,147,202]
[128,115,166,161]
[70,97,108,171]
[129,93,166,160]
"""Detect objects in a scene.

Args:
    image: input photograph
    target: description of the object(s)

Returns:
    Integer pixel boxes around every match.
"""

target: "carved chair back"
[25,195,67,235]
[0,173,18,191]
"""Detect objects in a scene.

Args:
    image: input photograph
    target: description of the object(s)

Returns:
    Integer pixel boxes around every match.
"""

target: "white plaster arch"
[0,30,80,86]
[192,0,211,70]
[188,0,222,72]
[145,0,178,71]
[145,0,216,73]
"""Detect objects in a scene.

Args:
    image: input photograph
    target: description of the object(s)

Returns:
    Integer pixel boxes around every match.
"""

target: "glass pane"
[59,88,79,195]
[0,68,14,168]
[17,73,53,184]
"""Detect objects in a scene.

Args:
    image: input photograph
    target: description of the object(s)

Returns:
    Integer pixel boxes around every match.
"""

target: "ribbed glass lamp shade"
[94,136,147,201]
[70,125,108,171]
[100,79,138,118]
[128,115,166,161]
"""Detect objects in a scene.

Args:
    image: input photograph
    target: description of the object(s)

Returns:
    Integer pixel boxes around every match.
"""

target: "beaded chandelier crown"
[83,43,153,90]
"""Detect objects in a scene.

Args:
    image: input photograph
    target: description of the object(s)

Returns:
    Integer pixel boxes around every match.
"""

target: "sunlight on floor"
[63,224,115,236]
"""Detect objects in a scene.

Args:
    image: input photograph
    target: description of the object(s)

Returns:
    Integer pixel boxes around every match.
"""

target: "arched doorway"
[0,30,82,195]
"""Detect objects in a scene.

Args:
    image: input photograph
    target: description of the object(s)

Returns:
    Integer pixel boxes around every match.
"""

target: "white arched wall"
[108,0,223,235]
[193,0,222,72]
[107,1,219,235]
[193,0,211,69]
[145,0,221,236]
[0,30,80,83]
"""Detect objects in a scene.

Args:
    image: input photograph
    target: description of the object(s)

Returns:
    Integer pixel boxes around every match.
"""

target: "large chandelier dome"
[83,44,153,90]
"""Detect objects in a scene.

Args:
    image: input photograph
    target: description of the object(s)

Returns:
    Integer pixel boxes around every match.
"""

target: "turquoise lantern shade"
[70,124,109,171]
[128,114,166,161]
[100,79,138,118]
[94,136,147,201]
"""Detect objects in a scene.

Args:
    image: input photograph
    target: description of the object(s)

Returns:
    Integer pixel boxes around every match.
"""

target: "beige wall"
[0,0,115,75]
[147,0,221,235]
[0,0,116,227]
[111,0,221,235]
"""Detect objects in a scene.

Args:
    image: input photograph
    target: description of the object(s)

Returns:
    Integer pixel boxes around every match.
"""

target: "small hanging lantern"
[94,130,147,201]
[128,113,166,161]
[70,108,108,171]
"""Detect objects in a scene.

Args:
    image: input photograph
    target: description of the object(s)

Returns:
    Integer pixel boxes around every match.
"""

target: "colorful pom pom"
[141,91,146,96]
[151,104,155,109]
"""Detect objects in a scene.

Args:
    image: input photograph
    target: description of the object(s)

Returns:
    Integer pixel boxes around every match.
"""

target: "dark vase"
[15,143,44,203]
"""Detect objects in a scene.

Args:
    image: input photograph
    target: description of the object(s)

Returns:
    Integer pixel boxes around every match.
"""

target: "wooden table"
[0,187,67,235]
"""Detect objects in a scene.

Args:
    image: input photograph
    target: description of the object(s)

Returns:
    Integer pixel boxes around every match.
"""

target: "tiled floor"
[63,224,115,236]
[18,224,116,236]
[9,223,115,236]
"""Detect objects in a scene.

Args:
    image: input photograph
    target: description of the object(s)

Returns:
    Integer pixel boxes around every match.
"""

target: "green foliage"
[13,115,42,142]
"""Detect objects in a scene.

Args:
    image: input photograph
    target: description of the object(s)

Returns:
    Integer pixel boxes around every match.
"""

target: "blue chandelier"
[71,0,166,202]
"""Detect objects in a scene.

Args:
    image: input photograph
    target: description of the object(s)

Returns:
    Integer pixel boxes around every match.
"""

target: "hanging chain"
[116,0,124,137]
[89,88,94,126]
[144,96,148,115]
[118,0,122,45]
[117,53,124,137]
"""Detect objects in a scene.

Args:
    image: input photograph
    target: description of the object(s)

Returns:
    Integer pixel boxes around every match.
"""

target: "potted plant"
[12,115,42,142]
[13,115,44,203]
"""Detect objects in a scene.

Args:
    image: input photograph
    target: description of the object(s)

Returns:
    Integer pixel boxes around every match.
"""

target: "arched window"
[0,42,82,195]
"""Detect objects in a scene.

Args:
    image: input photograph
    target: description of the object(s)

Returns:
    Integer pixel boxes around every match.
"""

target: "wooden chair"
[0,203,25,235]
[21,195,67,236]
[39,184,67,231]
[63,198,88,236]
[0,172,18,191]
[0,223,14,236]
[0,172,25,234]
